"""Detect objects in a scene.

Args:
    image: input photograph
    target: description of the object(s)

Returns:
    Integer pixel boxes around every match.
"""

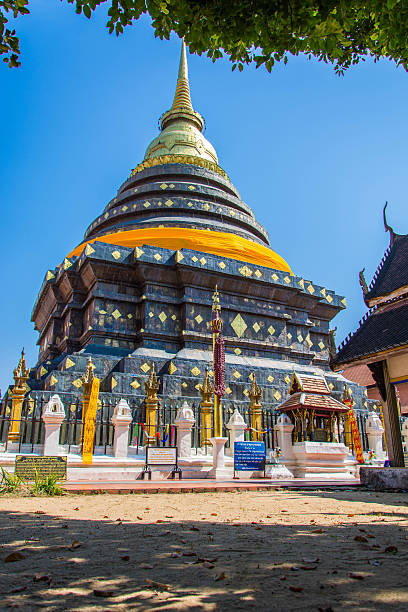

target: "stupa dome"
[68,41,292,275]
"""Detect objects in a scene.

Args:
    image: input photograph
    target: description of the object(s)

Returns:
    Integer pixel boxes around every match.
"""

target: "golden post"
[7,350,29,443]
[342,384,353,449]
[248,372,263,441]
[198,369,213,447]
[81,357,95,444]
[82,377,100,464]
[144,363,159,445]
[211,286,223,438]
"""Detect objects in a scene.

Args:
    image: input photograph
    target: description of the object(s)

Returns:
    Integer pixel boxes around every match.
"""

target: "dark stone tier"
[83,164,270,247]
[24,239,374,415]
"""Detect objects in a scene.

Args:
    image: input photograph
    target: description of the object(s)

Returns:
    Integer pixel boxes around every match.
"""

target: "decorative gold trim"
[130,154,229,181]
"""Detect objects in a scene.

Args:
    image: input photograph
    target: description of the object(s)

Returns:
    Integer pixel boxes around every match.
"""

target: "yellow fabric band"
[68,227,292,274]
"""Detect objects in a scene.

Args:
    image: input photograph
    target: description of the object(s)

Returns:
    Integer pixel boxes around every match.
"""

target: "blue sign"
[234,441,266,471]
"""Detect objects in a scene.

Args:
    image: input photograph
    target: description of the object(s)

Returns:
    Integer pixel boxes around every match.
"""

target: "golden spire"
[170,39,194,113]
[160,39,204,132]
[81,357,95,387]
[249,372,262,406]
[13,349,29,389]
[198,368,213,404]
[145,362,160,401]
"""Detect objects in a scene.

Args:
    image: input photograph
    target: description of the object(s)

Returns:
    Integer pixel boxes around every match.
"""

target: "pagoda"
[24,41,368,414]
[333,203,407,466]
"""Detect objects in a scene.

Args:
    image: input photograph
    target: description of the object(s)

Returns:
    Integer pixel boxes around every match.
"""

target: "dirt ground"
[0,488,407,611]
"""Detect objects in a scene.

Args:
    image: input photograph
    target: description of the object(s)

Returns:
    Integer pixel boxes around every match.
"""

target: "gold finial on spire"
[145,362,160,401]
[13,349,29,389]
[198,368,213,404]
[212,285,221,312]
[249,372,262,406]
[81,357,95,387]
[160,39,204,132]
[170,39,194,113]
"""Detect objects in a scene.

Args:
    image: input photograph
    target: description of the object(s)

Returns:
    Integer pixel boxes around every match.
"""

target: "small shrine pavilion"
[333,204,407,467]
[277,372,348,443]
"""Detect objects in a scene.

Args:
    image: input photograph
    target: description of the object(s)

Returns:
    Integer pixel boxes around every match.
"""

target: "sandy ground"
[0,489,407,611]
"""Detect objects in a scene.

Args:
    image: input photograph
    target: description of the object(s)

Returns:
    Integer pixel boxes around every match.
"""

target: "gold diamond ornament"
[231,314,247,338]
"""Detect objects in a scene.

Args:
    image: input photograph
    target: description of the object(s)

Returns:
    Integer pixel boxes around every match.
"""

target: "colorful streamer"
[134,423,173,445]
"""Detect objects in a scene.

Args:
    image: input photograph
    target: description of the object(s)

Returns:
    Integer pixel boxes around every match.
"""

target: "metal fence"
[0,393,376,456]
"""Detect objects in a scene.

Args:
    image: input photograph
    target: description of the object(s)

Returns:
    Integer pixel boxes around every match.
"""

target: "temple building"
[333,204,407,466]
[21,41,369,415]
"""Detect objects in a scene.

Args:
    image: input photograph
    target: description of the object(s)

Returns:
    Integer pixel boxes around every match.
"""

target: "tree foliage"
[2,1,408,74]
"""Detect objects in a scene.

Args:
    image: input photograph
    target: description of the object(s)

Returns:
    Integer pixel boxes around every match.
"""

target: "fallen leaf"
[214,571,227,581]
[158,530,171,537]
[289,586,303,592]
[170,552,182,558]
[349,572,364,580]
[290,566,300,572]
[354,535,368,543]
[369,559,381,566]
[93,589,115,597]
[140,563,153,569]
[302,557,319,564]
[145,578,171,591]
[103,515,109,519]
[299,565,317,571]
[156,519,164,523]
[120,555,130,561]
[182,551,196,557]
[33,574,51,583]
[70,541,82,550]
[281,510,288,513]
[280,575,286,581]
[255,527,262,531]
[73,507,79,511]
[116,518,123,522]
[34,511,46,515]
[384,546,398,554]
[165,515,174,518]
[203,562,215,569]
[4,552,25,563]
[137,516,143,520]
[190,526,200,531]
[211,513,217,516]
[347,514,354,517]
[312,529,324,534]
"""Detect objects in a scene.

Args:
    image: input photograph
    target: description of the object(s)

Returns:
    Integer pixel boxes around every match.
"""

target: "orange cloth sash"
[68,227,292,274]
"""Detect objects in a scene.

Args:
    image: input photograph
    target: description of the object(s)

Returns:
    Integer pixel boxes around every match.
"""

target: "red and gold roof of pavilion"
[277,372,349,416]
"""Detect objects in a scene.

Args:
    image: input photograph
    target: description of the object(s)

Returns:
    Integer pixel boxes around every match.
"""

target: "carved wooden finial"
[359,268,368,296]
[212,284,221,312]
[383,201,396,246]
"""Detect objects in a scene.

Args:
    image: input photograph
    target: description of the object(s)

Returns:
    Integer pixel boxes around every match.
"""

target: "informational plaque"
[146,447,177,465]
[82,378,100,465]
[15,456,67,481]
[234,441,266,472]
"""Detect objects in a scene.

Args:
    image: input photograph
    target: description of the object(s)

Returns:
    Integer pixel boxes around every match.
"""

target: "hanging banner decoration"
[211,312,226,398]
[82,377,100,465]
[344,398,364,464]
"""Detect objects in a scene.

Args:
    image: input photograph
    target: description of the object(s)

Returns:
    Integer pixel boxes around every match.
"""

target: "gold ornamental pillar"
[144,363,160,446]
[249,372,263,441]
[7,350,29,443]
[81,357,95,443]
[198,369,213,447]
[211,286,223,438]
[342,384,353,449]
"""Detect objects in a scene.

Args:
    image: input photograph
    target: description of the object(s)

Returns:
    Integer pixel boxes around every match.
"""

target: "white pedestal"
[42,395,66,456]
[175,402,196,458]
[208,437,232,479]
[291,441,357,479]
[226,409,246,457]
[112,399,132,459]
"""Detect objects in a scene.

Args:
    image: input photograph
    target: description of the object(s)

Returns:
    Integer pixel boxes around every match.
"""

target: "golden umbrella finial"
[212,284,221,312]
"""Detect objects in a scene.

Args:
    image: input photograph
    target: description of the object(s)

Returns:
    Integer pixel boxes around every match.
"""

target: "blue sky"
[1,2,407,392]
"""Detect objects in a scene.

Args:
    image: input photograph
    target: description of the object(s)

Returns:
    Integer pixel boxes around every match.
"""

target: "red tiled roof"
[278,391,348,414]
[292,373,330,395]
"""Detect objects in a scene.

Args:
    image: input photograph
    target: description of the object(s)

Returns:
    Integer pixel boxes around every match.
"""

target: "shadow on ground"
[0,492,407,611]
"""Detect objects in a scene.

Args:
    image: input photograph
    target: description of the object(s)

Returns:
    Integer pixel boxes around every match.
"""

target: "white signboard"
[147,447,177,465]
